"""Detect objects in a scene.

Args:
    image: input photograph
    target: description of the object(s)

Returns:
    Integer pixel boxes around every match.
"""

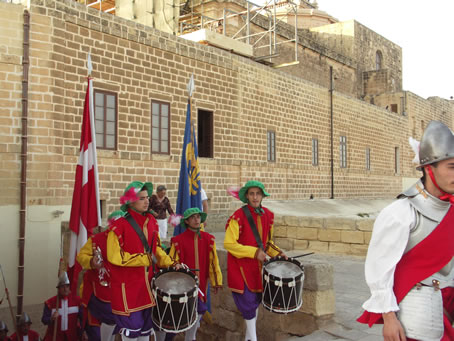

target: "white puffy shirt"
[362,198,416,313]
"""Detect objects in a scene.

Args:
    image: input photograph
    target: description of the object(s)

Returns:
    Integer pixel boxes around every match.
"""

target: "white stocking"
[154,330,166,341]
[100,323,116,341]
[184,314,202,341]
[244,318,257,341]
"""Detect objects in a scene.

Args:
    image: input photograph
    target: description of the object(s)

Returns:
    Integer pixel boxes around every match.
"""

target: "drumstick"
[291,252,314,259]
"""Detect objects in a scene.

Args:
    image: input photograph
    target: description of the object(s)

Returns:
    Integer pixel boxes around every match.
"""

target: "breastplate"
[402,181,451,276]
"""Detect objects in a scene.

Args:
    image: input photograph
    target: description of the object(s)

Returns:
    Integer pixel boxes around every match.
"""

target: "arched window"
[376,50,383,70]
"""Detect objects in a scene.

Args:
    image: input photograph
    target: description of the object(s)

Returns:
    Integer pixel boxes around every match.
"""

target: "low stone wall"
[273,215,375,256]
[197,249,335,340]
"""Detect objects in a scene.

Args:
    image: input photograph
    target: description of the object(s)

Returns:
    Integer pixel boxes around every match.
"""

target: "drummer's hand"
[280,252,288,260]
[256,249,267,263]
[174,263,182,270]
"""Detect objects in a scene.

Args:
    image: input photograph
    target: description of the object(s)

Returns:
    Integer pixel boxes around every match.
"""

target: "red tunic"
[81,231,111,307]
[43,294,81,341]
[171,229,216,301]
[10,330,40,341]
[226,206,276,293]
[109,209,160,315]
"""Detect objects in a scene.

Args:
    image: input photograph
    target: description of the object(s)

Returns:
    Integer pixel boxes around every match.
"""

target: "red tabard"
[171,229,215,301]
[10,330,40,341]
[109,209,159,315]
[357,206,454,337]
[81,231,111,307]
[43,294,81,341]
[226,205,274,293]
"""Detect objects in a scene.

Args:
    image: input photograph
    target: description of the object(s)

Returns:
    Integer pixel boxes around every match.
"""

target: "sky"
[317,0,454,100]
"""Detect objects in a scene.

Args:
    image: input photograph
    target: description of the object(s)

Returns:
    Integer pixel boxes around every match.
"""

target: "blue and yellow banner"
[174,99,202,236]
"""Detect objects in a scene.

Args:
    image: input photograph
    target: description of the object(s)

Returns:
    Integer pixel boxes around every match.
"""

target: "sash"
[125,214,157,269]
[358,206,454,326]
[242,205,264,251]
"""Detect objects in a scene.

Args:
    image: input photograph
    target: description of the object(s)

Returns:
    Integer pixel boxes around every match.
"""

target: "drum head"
[155,271,196,295]
[265,260,303,278]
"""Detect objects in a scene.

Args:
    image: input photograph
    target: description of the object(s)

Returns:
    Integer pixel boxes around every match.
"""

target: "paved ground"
[287,253,383,340]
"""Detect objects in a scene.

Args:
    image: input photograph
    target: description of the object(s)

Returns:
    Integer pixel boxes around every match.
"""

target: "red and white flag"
[68,74,101,292]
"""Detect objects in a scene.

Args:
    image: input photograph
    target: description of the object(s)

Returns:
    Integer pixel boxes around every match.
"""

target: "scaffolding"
[178,0,302,66]
[77,0,116,14]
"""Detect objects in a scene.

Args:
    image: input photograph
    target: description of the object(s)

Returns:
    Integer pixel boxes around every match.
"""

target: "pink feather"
[168,214,183,227]
[227,186,241,200]
[120,187,138,205]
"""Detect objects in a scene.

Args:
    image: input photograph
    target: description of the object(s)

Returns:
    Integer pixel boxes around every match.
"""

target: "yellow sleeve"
[77,238,93,270]
[155,236,176,268]
[209,242,223,287]
[265,224,282,258]
[107,231,152,267]
[167,243,180,263]
[223,218,258,259]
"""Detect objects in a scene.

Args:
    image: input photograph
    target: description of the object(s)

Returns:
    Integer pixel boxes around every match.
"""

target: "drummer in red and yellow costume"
[224,180,286,341]
[107,181,179,341]
[77,211,125,341]
[155,207,222,341]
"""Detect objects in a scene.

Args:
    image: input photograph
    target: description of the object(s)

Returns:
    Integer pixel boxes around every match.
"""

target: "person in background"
[149,185,175,240]
[10,313,40,341]
[200,188,208,214]
[42,272,82,341]
[0,320,11,341]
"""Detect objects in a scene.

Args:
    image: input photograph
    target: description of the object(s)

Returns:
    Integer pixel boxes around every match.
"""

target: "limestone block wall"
[198,249,335,340]
[273,215,374,256]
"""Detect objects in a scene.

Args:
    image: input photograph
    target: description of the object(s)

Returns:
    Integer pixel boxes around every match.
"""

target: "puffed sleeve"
[362,199,415,313]
[106,231,152,267]
[224,218,257,259]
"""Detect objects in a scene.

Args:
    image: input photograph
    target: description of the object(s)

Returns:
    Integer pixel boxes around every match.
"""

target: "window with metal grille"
[312,138,318,166]
[366,148,371,170]
[94,90,117,150]
[151,100,170,154]
[198,109,213,158]
[340,136,347,168]
[267,130,276,162]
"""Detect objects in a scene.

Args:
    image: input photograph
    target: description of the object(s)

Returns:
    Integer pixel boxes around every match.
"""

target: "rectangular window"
[340,135,347,168]
[390,104,398,113]
[198,109,213,158]
[94,90,117,150]
[151,100,170,154]
[395,147,400,174]
[312,138,318,166]
[366,148,370,170]
[267,130,276,162]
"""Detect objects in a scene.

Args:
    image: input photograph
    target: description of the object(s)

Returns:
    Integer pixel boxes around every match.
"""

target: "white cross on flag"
[67,76,101,292]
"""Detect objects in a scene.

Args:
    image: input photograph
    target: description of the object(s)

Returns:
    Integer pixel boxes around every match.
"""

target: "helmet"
[17,312,32,325]
[56,271,70,288]
[418,120,454,170]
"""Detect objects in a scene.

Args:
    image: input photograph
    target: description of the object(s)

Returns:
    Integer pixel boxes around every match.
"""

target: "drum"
[151,268,199,332]
[262,256,304,314]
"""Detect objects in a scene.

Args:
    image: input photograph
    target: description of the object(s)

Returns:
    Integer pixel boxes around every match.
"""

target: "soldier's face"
[432,158,454,194]
[246,187,263,208]
[58,284,70,297]
[19,323,30,335]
